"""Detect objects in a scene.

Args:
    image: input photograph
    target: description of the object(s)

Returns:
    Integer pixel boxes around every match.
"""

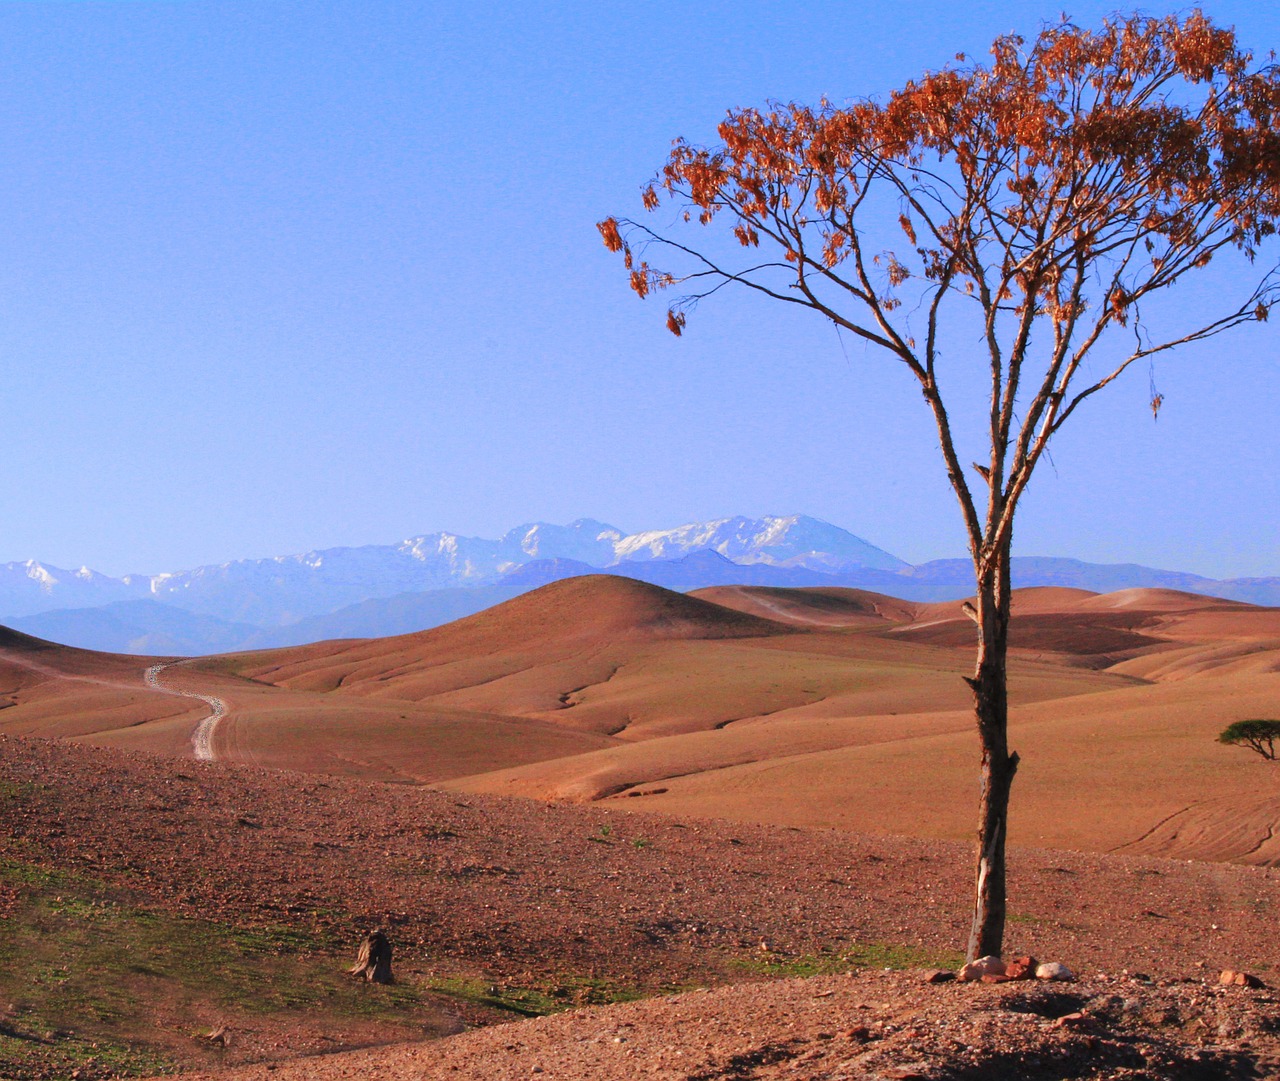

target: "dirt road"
[144,662,227,761]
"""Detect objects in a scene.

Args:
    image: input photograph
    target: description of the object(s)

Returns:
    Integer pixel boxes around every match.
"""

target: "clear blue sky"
[2,1,1277,579]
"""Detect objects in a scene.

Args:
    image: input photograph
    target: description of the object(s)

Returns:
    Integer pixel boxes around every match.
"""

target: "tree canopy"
[601,12,1280,561]
[1218,719,1280,760]
[600,11,1280,962]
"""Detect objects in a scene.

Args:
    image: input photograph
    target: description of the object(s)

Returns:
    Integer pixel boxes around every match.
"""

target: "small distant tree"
[600,13,1280,960]
[1218,720,1280,760]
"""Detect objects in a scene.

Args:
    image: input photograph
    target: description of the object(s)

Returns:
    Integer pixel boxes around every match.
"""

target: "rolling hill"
[3,575,1278,867]
[7,513,1280,655]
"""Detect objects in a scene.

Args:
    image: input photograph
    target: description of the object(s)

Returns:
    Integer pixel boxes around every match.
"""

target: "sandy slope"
[4,578,1280,866]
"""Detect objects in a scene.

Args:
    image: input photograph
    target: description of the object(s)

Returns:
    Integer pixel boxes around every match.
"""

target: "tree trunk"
[349,930,394,984]
[965,550,1019,962]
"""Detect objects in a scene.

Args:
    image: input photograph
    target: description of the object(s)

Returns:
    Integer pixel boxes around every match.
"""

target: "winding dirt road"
[144,662,227,762]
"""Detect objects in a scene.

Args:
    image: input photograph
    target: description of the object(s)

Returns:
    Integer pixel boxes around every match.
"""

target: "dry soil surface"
[156,969,1280,1080]
[2,735,1279,1078]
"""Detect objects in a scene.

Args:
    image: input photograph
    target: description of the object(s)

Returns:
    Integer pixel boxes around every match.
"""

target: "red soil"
[2,735,1277,1078]
[161,969,1280,1081]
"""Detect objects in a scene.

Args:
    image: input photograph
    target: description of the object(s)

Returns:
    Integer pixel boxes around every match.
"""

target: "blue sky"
[1,1,1277,579]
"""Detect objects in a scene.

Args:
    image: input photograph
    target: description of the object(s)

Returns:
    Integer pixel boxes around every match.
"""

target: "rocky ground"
[0,734,1277,1078]
[167,969,1280,1080]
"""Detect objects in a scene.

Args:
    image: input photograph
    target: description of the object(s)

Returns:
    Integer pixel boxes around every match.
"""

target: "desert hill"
[0,626,206,750]
[690,583,921,627]
[437,584,1280,860]
[3,575,1279,866]
[237,574,794,695]
[0,610,618,780]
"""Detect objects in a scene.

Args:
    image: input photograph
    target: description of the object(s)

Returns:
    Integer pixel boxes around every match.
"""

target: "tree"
[1218,719,1280,760]
[599,13,1280,961]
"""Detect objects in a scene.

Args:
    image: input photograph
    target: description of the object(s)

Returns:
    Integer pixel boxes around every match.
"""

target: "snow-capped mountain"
[612,515,907,573]
[0,561,150,617]
[496,519,624,566]
[7,515,1280,655]
[0,515,894,625]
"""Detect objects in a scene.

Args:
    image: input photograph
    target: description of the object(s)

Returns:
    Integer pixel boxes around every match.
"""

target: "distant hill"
[3,514,1277,654]
[8,600,261,657]
[7,575,1280,873]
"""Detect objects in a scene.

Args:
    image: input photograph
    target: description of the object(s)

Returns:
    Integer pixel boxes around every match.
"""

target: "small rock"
[1220,969,1264,988]
[959,955,1005,981]
[1003,960,1034,980]
[1035,962,1074,981]
[1053,1011,1091,1030]
[922,969,955,984]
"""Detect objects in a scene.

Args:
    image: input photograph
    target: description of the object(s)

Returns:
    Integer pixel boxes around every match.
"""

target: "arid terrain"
[5,576,1278,860]
[3,735,1279,1079]
[0,576,1277,1077]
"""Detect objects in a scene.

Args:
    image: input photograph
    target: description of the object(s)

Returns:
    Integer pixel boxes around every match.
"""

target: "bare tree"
[600,13,1280,960]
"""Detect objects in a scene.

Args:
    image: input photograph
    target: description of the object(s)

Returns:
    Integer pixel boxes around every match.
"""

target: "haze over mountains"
[6,513,1279,655]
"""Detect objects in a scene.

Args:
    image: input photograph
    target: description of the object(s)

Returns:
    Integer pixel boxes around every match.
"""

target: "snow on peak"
[24,561,56,591]
[500,519,623,564]
[609,514,906,573]
[0,514,906,624]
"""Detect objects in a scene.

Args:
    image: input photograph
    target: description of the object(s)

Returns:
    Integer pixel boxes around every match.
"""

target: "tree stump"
[349,929,393,984]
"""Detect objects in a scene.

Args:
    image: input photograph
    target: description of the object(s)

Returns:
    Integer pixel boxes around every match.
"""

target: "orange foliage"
[599,12,1280,351]
[597,10,1280,966]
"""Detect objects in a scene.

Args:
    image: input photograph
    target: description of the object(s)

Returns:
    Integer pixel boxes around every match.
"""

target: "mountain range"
[5,514,1277,655]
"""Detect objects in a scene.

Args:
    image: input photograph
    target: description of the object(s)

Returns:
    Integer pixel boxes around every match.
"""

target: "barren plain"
[0,576,1277,1077]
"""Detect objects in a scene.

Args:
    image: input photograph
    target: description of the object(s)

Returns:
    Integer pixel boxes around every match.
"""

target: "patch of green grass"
[0,857,69,890]
[0,1029,170,1081]
[0,779,41,802]
[0,856,439,1078]
[728,941,963,979]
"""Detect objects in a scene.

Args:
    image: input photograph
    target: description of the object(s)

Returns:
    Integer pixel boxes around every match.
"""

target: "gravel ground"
[158,970,1280,1080]
[1,734,1277,1078]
